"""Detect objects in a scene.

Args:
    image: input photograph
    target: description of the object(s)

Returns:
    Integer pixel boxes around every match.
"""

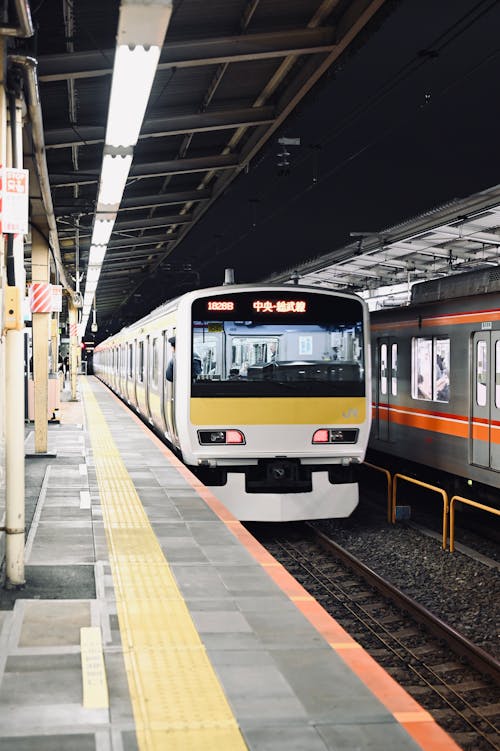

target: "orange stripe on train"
[372,403,500,443]
[371,306,500,332]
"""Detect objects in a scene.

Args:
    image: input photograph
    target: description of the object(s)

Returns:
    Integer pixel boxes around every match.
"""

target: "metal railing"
[449,495,500,553]
[392,473,449,550]
[363,462,393,522]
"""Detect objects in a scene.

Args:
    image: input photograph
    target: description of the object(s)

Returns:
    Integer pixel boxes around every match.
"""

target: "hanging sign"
[51,284,63,312]
[0,168,29,234]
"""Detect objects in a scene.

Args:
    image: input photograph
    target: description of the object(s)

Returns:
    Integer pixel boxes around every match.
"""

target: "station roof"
[10,0,500,337]
[266,183,500,308]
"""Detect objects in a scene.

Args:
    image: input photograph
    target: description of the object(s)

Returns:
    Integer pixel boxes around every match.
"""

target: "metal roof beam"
[65,233,176,253]
[81,214,192,234]
[101,253,163,266]
[114,215,191,232]
[50,153,239,187]
[45,106,276,148]
[107,234,175,250]
[119,189,210,210]
[433,229,500,245]
[53,189,211,214]
[38,28,337,81]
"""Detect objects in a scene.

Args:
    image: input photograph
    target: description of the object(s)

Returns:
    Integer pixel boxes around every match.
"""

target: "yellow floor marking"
[81,381,247,751]
[80,626,109,709]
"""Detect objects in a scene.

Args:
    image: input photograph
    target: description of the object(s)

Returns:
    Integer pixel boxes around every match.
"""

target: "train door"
[471,330,500,470]
[163,329,178,445]
[144,335,152,422]
[376,338,397,441]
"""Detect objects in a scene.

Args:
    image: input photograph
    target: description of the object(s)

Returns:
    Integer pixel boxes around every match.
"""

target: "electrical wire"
[195,0,500,271]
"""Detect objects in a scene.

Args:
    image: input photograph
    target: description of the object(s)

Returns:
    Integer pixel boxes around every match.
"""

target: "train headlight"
[312,429,358,444]
[198,430,246,445]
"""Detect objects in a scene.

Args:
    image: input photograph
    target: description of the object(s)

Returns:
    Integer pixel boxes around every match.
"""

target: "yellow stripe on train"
[190,397,366,425]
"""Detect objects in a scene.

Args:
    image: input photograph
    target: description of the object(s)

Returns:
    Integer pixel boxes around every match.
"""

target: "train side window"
[380,343,387,395]
[151,337,159,388]
[434,338,450,402]
[391,343,398,396]
[496,341,500,408]
[412,337,449,402]
[138,341,144,383]
[128,343,134,378]
[476,339,487,407]
[412,337,432,400]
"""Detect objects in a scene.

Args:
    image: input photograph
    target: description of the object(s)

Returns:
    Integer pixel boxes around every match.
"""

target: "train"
[369,267,500,507]
[93,283,372,521]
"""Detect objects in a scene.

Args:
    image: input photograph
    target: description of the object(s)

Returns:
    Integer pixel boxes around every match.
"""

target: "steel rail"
[308,522,500,686]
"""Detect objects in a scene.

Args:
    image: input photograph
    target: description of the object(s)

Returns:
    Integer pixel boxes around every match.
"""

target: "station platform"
[0,376,461,751]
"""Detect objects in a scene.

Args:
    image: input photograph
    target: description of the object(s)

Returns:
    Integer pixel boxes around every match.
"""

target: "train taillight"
[312,429,359,444]
[198,430,245,445]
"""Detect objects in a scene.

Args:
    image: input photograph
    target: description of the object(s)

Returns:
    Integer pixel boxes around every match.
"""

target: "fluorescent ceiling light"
[86,266,101,284]
[78,1,173,338]
[117,2,172,47]
[97,153,133,206]
[88,245,107,266]
[105,45,161,148]
[85,280,99,295]
[91,219,115,246]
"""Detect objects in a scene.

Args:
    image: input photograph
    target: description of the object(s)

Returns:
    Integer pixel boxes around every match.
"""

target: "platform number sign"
[0,167,29,234]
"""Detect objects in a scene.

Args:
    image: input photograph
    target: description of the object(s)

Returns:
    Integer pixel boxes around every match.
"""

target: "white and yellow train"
[93,283,371,521]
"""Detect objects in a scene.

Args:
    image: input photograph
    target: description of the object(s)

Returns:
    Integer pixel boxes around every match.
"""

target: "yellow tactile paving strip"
[81,381,247,751]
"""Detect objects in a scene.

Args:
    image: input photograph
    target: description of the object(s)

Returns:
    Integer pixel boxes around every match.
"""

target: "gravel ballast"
[314,502,500,661]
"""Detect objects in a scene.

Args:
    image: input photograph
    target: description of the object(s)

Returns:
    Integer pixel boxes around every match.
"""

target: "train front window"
[191,292,365,398]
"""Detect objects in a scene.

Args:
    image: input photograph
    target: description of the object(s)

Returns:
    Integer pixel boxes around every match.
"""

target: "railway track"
[256,522,500,751]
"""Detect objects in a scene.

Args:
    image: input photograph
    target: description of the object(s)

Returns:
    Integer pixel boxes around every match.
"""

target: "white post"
[5,323,25,585]
[5,70,26,586]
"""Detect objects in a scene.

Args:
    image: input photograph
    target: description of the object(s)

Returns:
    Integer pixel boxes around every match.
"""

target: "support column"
[5,59,26,585]
[31,226,50,454]
[5,312,25,585]
[50,316,58,375]
[69,300,79,401]
[0,36,7,576]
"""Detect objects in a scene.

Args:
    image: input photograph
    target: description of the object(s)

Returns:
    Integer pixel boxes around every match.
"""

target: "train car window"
[138,341,144,383]
[412,338,432,400]
[412,337,450,402]
[191,291,365,398]
[496,341,500,408]
[477,339,488,407]
[128,343,133,378]
[391,343,398,396]
[434,339,450,402]
[380,344,388,395]
[151,337,159,388]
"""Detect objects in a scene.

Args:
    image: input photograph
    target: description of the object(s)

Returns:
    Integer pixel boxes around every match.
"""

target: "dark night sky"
[158,0,500,294]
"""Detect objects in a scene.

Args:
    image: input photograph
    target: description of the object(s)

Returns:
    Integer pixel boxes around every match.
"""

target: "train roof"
[96,282,367,349]
[411,267,500,305]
